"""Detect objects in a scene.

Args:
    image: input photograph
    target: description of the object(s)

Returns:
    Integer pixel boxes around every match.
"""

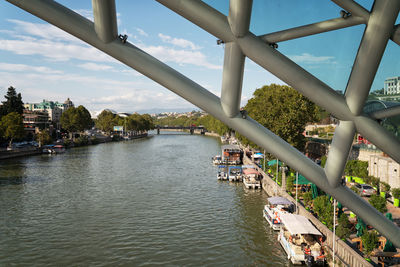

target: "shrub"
[336,214,352,240]
[392,188,400,199]
[302,191,313,207]
[368,195,387,213]
[286,175,294,193]
[313,195,334,229]
[361,231,378,256]
[380,182,390,193]
[351,186,359,194]
[74,136,89,146]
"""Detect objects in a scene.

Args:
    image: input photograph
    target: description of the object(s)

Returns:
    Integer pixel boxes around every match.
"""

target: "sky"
[0,0,399,114]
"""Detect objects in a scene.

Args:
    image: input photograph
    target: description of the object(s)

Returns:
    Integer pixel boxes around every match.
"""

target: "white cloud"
[158,33,201,50]
[136,28,148,37]
[288,53,334,64]
[0,38,116,62]
[139,44,221,70]
[78,63,114,71]
[0,62,63,74]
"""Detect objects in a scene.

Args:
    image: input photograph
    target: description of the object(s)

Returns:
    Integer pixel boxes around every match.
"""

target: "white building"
[384,76,400,95]
[369,154,400,189]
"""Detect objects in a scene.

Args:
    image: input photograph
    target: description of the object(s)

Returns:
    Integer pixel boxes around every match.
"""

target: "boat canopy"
[243,168,259,175]
[221,144,241,151]
[242,165,255,169]
[228,166,242,170]
[218,165,227,168]
[267,196,293,206]
[280,214,322,236]
[253,154,264,159]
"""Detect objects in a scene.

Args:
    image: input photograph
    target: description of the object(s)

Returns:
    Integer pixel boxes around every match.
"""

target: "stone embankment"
[0,148,41,160]
[243,154,372,267]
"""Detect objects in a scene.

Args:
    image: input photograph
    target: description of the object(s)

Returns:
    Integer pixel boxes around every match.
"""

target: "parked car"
[355,184,376,197]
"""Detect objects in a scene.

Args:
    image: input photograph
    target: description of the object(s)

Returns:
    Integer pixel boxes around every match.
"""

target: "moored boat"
[242,166,261,189]
[217,165,228,180]
[263,196,294,230]
[228,166,242,182]
[212,155,222,165]
[278,214,325,266]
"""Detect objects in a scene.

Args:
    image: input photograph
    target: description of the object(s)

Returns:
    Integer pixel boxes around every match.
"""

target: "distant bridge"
[155,125,207,135]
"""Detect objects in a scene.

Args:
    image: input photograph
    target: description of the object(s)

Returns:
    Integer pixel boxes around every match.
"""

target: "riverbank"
[242,153,372,267]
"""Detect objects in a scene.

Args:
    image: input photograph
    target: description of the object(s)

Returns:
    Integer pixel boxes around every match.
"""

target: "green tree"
[95,110,116,133]
[313,195,334,229]
[237,84,318,151]
[36,130,52,146]
[361,231,378,256]
[1,86,24,117]
[336,214,352,240]
[60,105,92,138]
[368,195,387,213]
[0,112,25,147]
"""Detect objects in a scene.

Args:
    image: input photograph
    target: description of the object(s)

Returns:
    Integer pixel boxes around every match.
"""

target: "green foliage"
[320,155,327,168]
[95,110,116,133]
[336,214,352,240]
[361,231,378,256]
[302,191,313,207]
[74,135,89,146]
[237,84,319,151]
[0,112,25,145]
[368,195,387,213]
[36,130,52,145]
[350,186,359,194]
[392,188,400,199]
[313,195,334,229]
[0,86,24,116]
[286,175,295,193]
[344,160,368,178]
[380,181,390,193]
[60,106,92,134]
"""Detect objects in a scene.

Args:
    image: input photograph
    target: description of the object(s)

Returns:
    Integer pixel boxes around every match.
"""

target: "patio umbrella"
[383,213,397,252]
[356,217,366,237]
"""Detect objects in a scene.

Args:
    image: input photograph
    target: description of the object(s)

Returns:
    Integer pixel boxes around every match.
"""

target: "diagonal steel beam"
[345,0,400,116]
[331,0,370,21]
[393,24,400,45]
[260,16,365,44]
[220,0,251,118]
[370,105,400,120]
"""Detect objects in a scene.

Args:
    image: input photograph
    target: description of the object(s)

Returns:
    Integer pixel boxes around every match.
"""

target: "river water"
[0,132,288,266]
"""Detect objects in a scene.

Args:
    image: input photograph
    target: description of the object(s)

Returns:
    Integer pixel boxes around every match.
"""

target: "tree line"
[95,110,154,134]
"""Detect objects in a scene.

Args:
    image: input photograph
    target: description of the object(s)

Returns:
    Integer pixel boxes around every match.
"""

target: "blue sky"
[0,0,399,114]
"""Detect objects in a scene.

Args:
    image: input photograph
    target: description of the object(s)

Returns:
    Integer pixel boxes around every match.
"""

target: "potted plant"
[392,188,400,207]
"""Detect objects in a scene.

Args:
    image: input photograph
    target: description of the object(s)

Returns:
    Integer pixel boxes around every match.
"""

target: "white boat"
[263,196,294,230]
[228,166,242,182]
[278,214,325,266]
[212,155,222,165]
[242,167,261,189]
[217,166,228,180]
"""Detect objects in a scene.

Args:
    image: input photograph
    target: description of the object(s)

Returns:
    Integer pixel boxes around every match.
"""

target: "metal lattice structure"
[7,0,400,246]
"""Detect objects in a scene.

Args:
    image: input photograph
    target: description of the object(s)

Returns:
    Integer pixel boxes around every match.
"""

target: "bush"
[286,175,294,193]
[336,214,352,240]
[361,231,378,256]
[74,136,89,146]
[351,186,359,194]
[313,195,334,229]
[392,188,400,199]
[302,191,313,207]
[380,182,390,193]
[368,195,387,213]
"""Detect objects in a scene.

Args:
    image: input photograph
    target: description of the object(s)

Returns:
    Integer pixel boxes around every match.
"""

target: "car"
[355,184,376,197]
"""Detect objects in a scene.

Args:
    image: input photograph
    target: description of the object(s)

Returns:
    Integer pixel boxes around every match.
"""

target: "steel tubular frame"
[6,0,400,247]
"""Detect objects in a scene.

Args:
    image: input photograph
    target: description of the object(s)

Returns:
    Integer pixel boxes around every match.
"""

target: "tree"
[336,214,352,240]
[60,105,92,138]
[368,195,387,213]
[237,84,318,151]
[361,231,378,256]
[95,110,116,133]
[0,112,25,147]
[1,86,24,116]
[36,130,52,146]
[313,195,334,229]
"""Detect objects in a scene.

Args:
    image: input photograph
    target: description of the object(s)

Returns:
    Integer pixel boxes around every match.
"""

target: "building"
[23,110,50,135]
[384,76,400,95]
[369,154,400,189]
[24,98,74,123]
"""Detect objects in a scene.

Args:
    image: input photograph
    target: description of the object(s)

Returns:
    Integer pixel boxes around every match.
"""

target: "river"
[0,132,288,266]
